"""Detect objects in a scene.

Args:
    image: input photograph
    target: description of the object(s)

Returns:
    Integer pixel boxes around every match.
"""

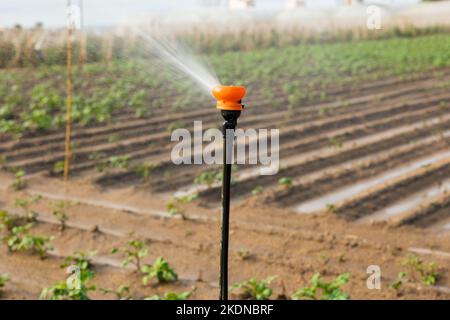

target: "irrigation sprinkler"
[212,85,246,300]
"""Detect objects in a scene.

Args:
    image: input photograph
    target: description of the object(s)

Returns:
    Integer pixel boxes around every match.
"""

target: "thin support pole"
[64,22,73,182]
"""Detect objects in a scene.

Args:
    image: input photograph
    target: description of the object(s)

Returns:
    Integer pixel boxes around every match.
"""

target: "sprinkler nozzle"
[212,85,246,111]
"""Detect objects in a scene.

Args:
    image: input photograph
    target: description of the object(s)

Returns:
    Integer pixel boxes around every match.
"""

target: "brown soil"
[2,71,450,300]
[0,172,450,300]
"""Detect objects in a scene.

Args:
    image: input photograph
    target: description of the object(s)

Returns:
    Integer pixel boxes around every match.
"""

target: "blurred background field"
[1,0,450,301]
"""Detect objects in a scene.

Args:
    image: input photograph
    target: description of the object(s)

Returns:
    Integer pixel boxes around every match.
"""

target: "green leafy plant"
[135,162,156,182]
[251,186,263,196]
[329,136,343,149]
[40,274,95,300]
[390,272,407,296]
[165,194,197,220]
[101,285,131,300]
[141,257,178,285]
[230,276,276,300]
[194,166,239,187]
[278,177,293,189]
[14,195,41,221]
[52,200,71,231]
[11,169,26,191]
[145,291,192,300]
[135,107,148,118]
[0,210,15,232]
[403,255,440,286]
[292,273,350,300]
[165,199,184,218]
[326,203,337,213]
[95,161,109,173]
[237,249,252,260]
[53,161,65,175]
[167,121,183,132]
[88,151,106,161]
[111,239,149,272]
[61,251,96,282]
[95,155,131,172]
[194,171,220,187]
[177,194,199,203]
[108,155,130,169]
[4,223,53,259]
[0,273,9,296]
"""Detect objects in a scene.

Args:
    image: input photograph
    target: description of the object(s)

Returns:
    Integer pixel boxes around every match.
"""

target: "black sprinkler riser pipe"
[219,109,241,300]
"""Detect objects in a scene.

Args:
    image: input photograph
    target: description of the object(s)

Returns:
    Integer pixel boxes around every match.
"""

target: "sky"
[0,0,420,28]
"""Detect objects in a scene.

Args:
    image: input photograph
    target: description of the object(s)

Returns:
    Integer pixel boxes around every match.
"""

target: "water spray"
[212,85,246,300]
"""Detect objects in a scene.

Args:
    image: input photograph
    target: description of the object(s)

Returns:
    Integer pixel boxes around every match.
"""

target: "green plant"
[177,194,199,204]
[194,167,238,187]
[111,240,149,272]
[194,171,220,187]
[278,177,293,189]
[52,200,71,231]
[237,249,251,260]
[14,195,41,221]
[390,272,407,295]
[135,107,148,118]
[108,155,130,169]
[292,273,350,300]
[0,273,9,295]
[40,275,95,300]
[11,169,26,191]
[88,151,106,161]
[0,210,15,232]
[135,162,156,182]
[165,199,184,218]
[165,194,198,220]
[61,251,96,282]
[329,136,343,149]
[145,291,192,300]
[4,223,53,259]
[101,285,131,300]
[326,203,337,213]
[230,276,276,300]
[141,257,178,284]
[95,161,109,172]
[251,186,263,196]
[403,255,440,286]
[167,121,183,132]
[53,161,65,175]
[95,155,131,172]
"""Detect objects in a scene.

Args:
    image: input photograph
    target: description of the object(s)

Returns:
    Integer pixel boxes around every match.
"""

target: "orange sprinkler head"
[212,85,246,111]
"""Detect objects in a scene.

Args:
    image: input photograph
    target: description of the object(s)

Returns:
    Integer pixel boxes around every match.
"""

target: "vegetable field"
[1,32,450,300]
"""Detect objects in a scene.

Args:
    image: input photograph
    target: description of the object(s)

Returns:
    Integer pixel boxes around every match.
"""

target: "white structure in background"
[229,0,254,9]
[344,0,361,5]
[363,0,398,7]
[286,0,305,9]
